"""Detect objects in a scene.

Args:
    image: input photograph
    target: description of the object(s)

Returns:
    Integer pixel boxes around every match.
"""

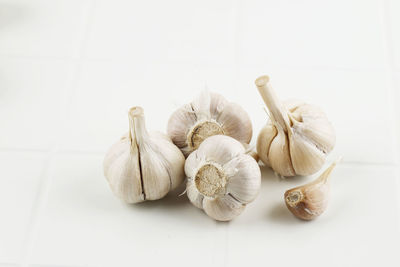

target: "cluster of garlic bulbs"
[103,75,339,221]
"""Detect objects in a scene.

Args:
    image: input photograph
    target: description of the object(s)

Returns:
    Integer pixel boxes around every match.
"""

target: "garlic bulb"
[255,75,335,176]
[103,107,185,203]
[284,159,340,220]
[185,135,261,221]
[167,91,252,157]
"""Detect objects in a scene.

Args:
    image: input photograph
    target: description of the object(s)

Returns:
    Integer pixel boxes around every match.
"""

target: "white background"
[1,0,400,266]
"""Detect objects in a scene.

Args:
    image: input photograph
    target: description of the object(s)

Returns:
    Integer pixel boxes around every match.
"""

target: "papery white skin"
[185,135,261,221]
[255,75,336,177]
[103,107,185,203]
[284,158,341,220]
[168,91,253,157]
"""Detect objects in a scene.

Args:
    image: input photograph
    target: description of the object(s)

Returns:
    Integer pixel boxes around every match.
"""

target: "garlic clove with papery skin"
[103,107,185,203]
[284,158,340,220]
[185,135,261,221]
[167,91,253,157]
[255,75,336,177]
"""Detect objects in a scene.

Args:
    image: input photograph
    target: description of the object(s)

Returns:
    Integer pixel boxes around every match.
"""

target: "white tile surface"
[237,0,385,69]
[0,58,74,150]
[387,0,400,69]
[0,0,91,58]
[0,152,46,263]
[28,156,400,267]
[393,71,400,161]
[1,1,399,267]
[59,61,237,153]
[226,165,400,267]
[29,154,223,267]
[0,264,19,267]
[85,0,236,64]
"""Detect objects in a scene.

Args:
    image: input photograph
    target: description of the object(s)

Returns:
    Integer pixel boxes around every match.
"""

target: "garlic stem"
[128,106,148,150]
[255,75,291,133]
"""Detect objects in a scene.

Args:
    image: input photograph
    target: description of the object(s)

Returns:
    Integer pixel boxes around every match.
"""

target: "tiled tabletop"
[0,0,399,266]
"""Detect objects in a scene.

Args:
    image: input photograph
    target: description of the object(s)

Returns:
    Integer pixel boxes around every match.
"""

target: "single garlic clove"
[138,140,174,200]
[217,102,253,144]
[195,133,246,165]
[256,124,276,167]
[284,159,340,220]
[104,143,144,203]
[203,195,246,222]
[288,130,326,176]
[185,135,261,221]
[292,117,336,154]
[255,75,336,177]
[268,129,296,177]
[103,106,185,203]
[167,91,252,157]
[186,182,204,209]
[103,135,130,175]
[166,103,198,150]
[225,155,261,203]
[209,92,228,120]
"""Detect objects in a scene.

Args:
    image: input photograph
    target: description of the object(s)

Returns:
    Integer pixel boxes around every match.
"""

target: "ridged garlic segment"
[255,75,336,177]
[185,135,261,221]
[285,159,340,220]
[167,91,252,157]
[103,107,185,203]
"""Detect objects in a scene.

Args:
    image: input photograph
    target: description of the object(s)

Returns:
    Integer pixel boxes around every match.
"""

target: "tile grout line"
[19,1,98,266]
[0,54,390,72]
[19,151,55,266]
[1,147,399,168]
[18,69,73,265]
[222,224,229,267]
[214,1,244,266]
[232,0,242,73]
[0,148,50,154]
[0,262,20,267]
[380,0,400,233]
[29,264,91,267]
